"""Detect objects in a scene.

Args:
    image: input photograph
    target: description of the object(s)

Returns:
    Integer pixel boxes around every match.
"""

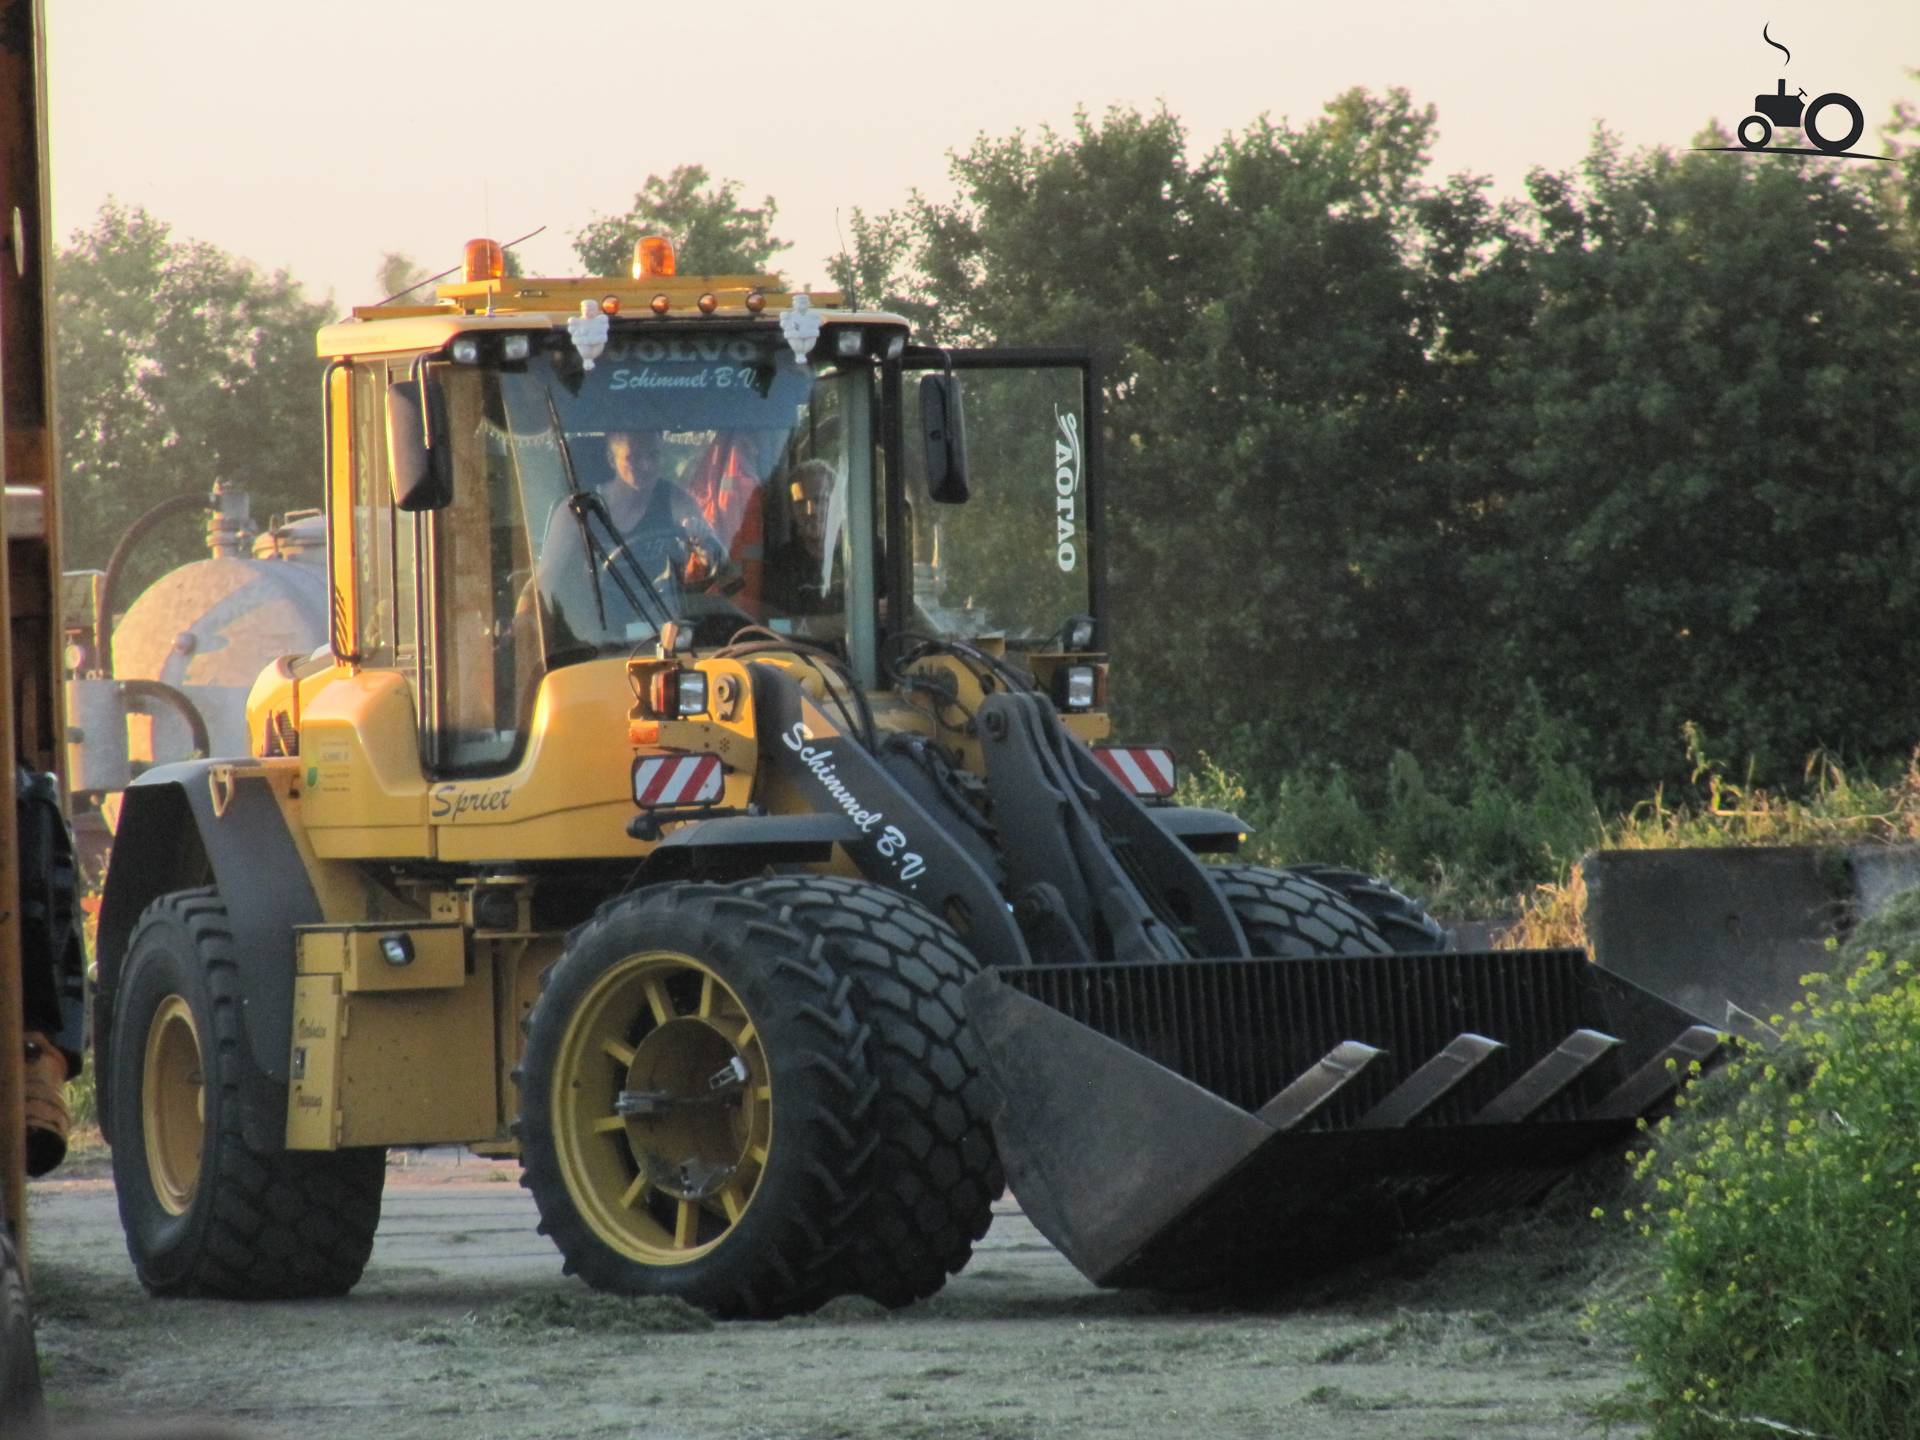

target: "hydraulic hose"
[95,491,213,678]
[116,678,212,761]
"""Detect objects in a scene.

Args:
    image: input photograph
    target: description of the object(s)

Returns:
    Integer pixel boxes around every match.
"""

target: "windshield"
[455,333,864,666]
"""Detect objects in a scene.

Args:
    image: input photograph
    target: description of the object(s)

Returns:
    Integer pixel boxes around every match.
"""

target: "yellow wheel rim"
[552,951,772,1265]
[142,995,204,1215]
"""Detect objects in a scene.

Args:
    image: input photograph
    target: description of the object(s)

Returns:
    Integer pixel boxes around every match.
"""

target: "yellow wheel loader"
[91,238,1718,1317]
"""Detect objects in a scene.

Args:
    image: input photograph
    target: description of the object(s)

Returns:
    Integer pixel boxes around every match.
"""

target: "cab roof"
[316,271,909,359]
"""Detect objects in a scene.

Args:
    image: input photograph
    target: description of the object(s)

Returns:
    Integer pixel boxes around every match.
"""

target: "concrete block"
[1581,846,1849,1028]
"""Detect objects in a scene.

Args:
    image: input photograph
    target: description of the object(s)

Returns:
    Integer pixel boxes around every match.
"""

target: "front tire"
[742,875,1001,1307]
[515,884,876,1318]
[106,888,386,1299]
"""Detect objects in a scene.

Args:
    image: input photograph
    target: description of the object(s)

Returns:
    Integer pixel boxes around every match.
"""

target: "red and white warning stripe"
[632,754,726,808]
[1092,745,1177,798]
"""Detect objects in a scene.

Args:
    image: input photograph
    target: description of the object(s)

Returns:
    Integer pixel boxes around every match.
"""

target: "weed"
[1613,918,1920,1437]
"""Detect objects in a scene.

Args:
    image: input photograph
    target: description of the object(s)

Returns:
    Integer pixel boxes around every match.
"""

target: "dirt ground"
[24,1146,1645,1440]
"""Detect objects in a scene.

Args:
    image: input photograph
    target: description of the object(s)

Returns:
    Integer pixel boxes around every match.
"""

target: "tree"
[573,165,788,277]
[851,96,1501,782]
[1461,132,1920,790]
[53,201,334,585]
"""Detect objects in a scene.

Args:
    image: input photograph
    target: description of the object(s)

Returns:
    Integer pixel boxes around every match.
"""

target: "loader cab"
[313,244,1102,786]
[324,330,885,778]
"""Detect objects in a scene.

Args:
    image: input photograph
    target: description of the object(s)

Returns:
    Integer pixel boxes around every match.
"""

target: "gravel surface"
[26,1146,1644,1439]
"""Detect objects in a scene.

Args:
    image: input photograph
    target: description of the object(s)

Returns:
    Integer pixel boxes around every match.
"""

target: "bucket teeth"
[1473,1028,1619,1124]
[1358,1034,1502,1129]
[1256,1041,1382,1130]
[1592,1024,1722,1120]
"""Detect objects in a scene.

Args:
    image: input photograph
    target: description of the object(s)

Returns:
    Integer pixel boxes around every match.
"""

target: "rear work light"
[1093,746,1177,799]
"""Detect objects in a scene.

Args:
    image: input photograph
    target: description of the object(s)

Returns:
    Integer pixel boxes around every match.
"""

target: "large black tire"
[1209,865,1394,957]
[515,883,877,1318]
[742,875,1000,1307]
[0,1225,43,1438]
[1280,864,1450,952]
[106,888,386,1299]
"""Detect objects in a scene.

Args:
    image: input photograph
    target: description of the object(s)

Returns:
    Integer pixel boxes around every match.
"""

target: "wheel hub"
[551,952,773,1263]
[141,995,204,1216]
[620,1017,750,1200]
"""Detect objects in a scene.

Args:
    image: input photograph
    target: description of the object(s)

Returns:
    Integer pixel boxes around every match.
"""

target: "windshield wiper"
[542,390,674,633]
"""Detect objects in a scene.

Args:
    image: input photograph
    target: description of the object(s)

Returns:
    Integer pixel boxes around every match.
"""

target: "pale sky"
[46,1,1920,315]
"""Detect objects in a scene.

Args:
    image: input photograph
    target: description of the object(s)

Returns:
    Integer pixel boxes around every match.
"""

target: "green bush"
[1179,689,1603,917]
[1617,897,1920,1437]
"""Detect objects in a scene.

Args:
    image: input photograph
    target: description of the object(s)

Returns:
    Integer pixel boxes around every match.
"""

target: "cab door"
[895,348,1104,652]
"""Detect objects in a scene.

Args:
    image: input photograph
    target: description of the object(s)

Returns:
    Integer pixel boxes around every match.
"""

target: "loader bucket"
[965,949,1718,1291]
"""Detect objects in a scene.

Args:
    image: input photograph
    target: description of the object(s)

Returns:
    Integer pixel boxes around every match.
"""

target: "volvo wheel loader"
[91,236,1719,1317]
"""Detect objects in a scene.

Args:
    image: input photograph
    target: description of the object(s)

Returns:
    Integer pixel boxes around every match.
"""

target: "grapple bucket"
[965,949,1718,1291]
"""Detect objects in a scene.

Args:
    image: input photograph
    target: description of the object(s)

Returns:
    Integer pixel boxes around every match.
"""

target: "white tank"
[110,510,328,765]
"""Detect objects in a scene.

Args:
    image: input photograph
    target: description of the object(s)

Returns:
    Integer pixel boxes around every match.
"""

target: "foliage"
[1614,906,1920,1437]
[1182,690,1603,918]
[1464,132,1920,792]
[855,88,1920,801]
[53,201,333,586]
[573,164,787,278]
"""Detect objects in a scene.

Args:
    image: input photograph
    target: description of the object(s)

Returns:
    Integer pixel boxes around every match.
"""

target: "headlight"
[676,670,710,717]
[1062,665,1097,711]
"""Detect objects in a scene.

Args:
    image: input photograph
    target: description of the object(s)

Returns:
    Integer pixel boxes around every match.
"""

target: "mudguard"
[95,760,320,1149]
[1147,805,1249,854]
[638,812,864,880]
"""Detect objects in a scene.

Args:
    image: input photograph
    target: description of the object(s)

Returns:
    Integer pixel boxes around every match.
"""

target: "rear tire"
[1209,866,1392,957]
[106,888,386,1299]
[515,884,876,1318]
[742,875,1000,1307]
[0,1225,43,1437]
[1280,864,1449,952]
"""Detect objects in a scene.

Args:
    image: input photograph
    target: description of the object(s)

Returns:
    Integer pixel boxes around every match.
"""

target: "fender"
[95,760,320,1150]
[1146,805,1250,855]
[637,812,864,882]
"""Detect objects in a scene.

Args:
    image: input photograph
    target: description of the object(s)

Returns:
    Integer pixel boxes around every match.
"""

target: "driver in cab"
[533,429,731,650]
[595,431,726,592]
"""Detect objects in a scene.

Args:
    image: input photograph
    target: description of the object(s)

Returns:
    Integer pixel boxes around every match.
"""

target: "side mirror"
[920,373,970,504]
[387,378,453,512]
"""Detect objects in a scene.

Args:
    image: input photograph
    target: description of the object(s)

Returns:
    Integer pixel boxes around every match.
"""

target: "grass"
[1187,717,1920,947]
